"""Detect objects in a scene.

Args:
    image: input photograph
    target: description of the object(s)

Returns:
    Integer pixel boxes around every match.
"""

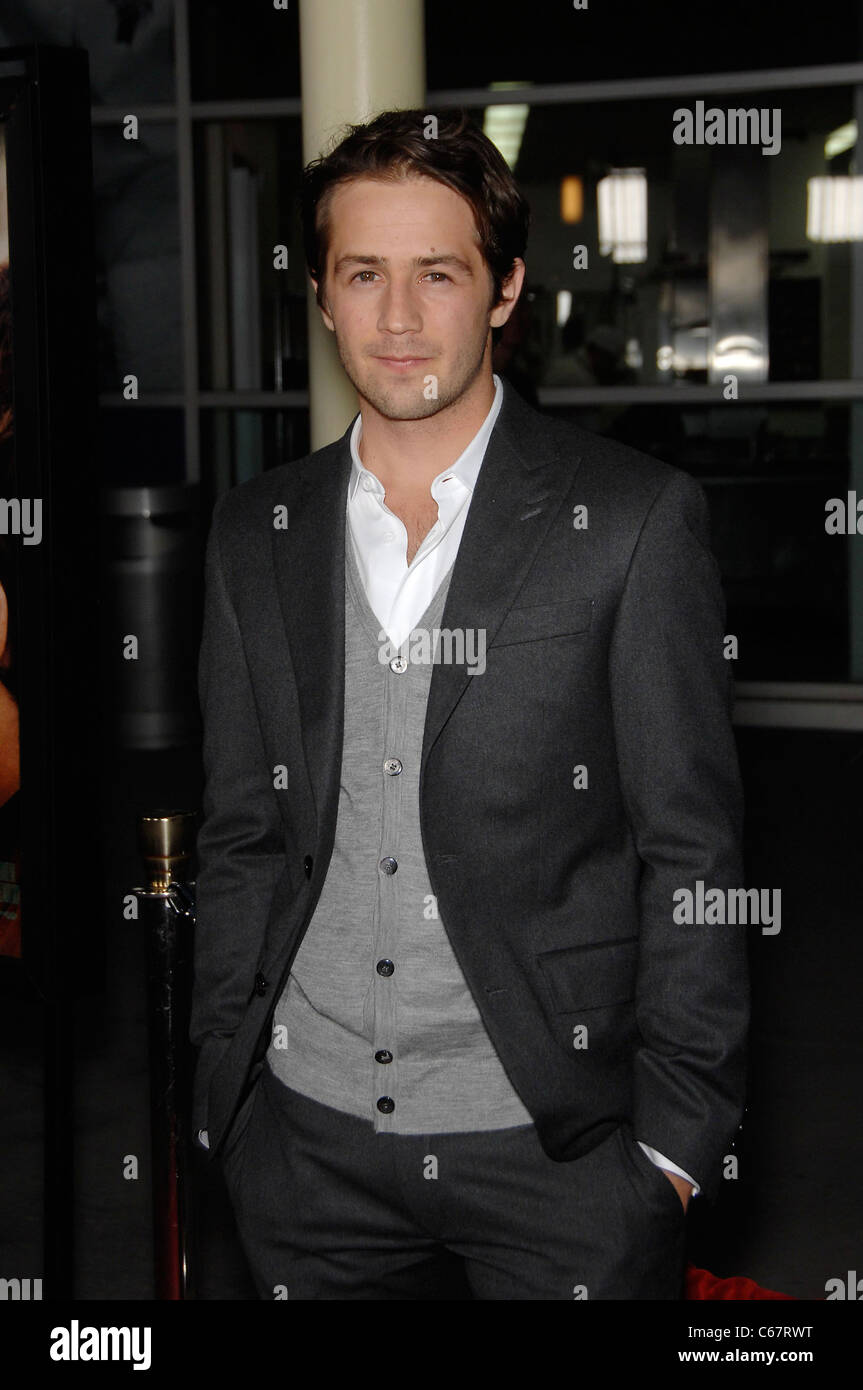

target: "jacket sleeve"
[189,495,287,1139]
[608,468,749,1199]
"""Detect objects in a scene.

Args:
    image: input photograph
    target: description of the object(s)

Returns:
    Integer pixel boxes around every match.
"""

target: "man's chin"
[357,383,449,422]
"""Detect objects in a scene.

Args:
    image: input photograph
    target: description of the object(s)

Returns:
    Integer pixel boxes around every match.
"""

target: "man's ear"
[489,258,526,330]
[0,580,8,668]
[310,275,335,333]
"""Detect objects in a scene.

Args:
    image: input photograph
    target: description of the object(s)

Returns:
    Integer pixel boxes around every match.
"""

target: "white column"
[299,0,426,449]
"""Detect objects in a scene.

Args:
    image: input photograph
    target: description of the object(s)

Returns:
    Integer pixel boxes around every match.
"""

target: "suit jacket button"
[377,1096,395,1114]
[254,972,268,996]
[303,855,313,878]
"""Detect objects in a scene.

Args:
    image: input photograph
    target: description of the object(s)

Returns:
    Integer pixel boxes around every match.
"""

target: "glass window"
[544,399,852,681]
[450,86,861,391]
[199,408,310,514]
[426,0,860,88]
[189,1,300,102]
[92,125,182,393]
[194,118,307,392]
[99,408,185,486]
[0,1,174,103]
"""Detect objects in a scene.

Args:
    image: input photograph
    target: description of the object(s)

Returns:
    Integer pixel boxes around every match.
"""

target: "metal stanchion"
[133,809,198,1300]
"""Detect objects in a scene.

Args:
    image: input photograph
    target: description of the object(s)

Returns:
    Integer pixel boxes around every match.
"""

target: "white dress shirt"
[346,374,504,649]
[201,373,699,1195]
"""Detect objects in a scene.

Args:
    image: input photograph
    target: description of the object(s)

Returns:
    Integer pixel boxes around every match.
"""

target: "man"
[190,109,749,1301]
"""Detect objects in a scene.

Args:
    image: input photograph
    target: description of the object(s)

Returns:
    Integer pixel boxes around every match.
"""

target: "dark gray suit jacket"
[190,382,749,1204]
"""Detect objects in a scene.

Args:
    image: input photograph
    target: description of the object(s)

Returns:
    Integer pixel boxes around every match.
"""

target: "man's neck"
[357,367,496,494]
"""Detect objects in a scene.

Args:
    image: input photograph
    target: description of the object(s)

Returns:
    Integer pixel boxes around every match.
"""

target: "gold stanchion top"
[138,810,197,891]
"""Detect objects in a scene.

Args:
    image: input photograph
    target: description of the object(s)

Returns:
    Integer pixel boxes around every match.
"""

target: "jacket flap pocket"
[537,936,638,1013]
[491,597,594,649]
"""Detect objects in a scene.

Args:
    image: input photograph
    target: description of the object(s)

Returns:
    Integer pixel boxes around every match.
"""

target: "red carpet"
[686,1263,797,1300]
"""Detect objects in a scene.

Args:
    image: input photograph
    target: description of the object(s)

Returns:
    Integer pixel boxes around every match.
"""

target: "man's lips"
[372,355,432,369]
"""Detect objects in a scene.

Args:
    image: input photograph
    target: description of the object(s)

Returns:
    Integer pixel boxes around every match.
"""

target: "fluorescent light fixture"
[483,81,531,170]
[560,175,584,223]
[597,169,647,264]
[556,290,573,327]
[624,338,643,370]
[807,175,863,242]
[713,334,767,375]
[825,120,857,160]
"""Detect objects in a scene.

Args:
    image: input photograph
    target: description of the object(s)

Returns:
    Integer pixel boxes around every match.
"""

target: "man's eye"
[350,270,449,284]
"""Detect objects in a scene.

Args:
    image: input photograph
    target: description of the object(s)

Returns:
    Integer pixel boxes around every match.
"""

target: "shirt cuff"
[197,1128,210,1149]
[637,1141,700,1195]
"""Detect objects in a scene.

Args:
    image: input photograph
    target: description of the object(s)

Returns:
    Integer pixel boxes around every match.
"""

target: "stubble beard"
[331,323,491,422]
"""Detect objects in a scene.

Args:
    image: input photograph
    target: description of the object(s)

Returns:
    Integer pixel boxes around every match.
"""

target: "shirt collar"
[348,374,504,503]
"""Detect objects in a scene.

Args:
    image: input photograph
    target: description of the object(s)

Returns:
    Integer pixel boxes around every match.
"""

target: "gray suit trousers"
[218,1061,688,1301]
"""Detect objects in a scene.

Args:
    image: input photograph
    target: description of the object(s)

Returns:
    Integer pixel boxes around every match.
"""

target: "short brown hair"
[302,108,530,310]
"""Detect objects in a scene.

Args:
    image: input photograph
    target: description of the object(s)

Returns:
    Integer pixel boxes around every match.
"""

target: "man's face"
[313,174,523,421]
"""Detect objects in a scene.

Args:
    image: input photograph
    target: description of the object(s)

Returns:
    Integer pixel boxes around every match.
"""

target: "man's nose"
[377,280,423,335]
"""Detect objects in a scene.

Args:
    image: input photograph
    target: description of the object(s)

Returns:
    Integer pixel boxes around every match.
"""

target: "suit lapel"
[270,384,584,838]
[421,387,581,773]
[271,428,353,839]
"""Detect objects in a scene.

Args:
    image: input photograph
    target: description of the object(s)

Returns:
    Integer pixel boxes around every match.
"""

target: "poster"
[0,121,19,959]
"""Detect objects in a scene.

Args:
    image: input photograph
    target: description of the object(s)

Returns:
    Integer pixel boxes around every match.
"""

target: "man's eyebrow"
[333,253,474,275]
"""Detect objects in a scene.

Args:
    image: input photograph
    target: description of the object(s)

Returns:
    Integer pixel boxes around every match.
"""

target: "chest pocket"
[491,597,594,649]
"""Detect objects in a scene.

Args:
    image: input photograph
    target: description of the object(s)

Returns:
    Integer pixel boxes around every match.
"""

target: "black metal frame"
[0,44,99,1298]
